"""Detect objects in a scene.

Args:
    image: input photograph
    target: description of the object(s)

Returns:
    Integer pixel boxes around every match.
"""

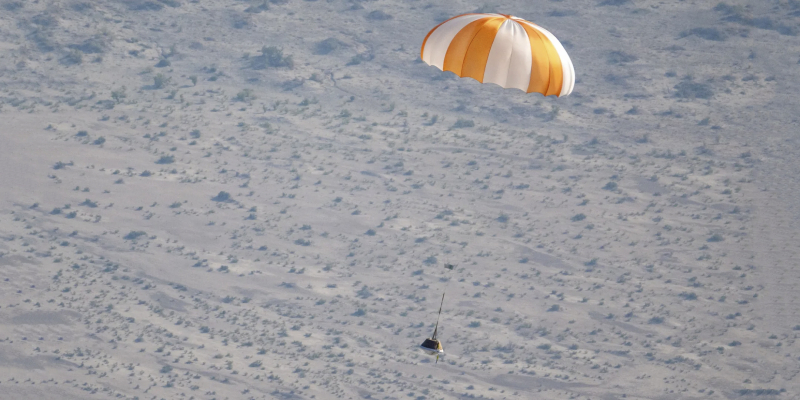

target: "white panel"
[482,20,513,87]
[422,14,489,69]
[486,20,532,91]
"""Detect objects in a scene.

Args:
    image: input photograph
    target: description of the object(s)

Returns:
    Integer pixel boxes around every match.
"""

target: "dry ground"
[0,1,798,399]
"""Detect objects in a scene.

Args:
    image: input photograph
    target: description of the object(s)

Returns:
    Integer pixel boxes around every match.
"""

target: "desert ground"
[0,0,798,399]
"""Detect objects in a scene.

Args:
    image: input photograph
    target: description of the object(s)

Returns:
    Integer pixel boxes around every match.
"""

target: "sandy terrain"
[0,0,798,399]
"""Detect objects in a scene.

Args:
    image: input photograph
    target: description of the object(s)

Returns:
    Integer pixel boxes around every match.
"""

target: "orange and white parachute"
[421,13,575,97]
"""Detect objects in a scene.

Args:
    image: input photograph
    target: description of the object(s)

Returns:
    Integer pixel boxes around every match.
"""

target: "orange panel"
[442,16,505,79]
[421,14,482,59]
[520,23,550,95]
[542,35,564,96]
[459,18,506,83]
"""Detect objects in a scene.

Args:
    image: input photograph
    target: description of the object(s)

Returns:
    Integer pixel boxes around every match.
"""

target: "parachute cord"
[431,265,453,340]
[432,289,445,340]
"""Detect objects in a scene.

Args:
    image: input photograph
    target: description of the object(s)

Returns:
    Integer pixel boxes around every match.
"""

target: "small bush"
[235,89,256,102]
[80,199,98,208]
[111,87,127,103]
[252,46,294,69]
[211,191,231,202]
[603,181,618,191]
[245,1,269,13]
[713,3,744,15]
[155,155,175,164]
[674,80,714,99]
[450,118,475,129]
[31,30,55,52]
[679,292,698,300]
[356,285,372,299]
[3,1,23,11]
[347,54,372,66]
[738,389,783,396]
[571,213,586,222]
[366,10,393,20]
[607,50,638,64]
[129,1,164,11]
[314,38,346,55]
[32,13,58,28]
[69,37,107,54]
[154,73,170,89]
[63,49,83,65]
[548,10,577,17]
[124,231,147,240]
[680,27,726,41]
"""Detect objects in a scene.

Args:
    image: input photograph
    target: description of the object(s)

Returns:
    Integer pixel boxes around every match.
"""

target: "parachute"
[420,13,575,97]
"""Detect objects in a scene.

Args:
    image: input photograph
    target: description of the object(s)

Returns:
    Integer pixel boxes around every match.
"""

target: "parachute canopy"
[421,13,575,97]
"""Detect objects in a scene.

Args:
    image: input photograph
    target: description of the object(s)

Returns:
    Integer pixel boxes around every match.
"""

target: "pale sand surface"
[0,1,798,399]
